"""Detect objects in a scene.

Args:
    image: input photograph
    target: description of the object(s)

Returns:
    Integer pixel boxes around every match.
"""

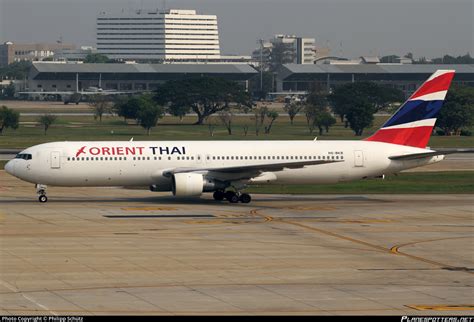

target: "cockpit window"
[15,153,32,160]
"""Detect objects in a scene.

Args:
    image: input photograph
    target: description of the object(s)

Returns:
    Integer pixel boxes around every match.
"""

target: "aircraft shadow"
[0,195,392,205]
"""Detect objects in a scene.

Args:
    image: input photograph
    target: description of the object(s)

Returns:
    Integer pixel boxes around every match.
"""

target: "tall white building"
[96,9,221,62]
[272,35,315,64]
[252,35,317,67]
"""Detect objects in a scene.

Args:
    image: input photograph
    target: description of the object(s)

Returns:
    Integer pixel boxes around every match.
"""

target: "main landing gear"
[36,184,48,203]
[213,190,251,204]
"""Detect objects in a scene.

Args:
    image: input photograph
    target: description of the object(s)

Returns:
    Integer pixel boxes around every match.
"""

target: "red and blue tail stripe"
[366,70,455,148]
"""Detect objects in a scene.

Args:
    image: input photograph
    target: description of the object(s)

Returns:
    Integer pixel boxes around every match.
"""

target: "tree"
[0,82,16,99]
[380,55,399,64]
[136,96,164,135]
[113,96,140,122]
[0,105,19,135]
[218,111,234,135]
[154,77,252,125]
[0,61,31,80]
[346,99,374,136]
[437,85,474,135]
[269,42,295,72]
[432,53,474,64]
[89,95,111,123]
[248,70,273,100]
[84,53,111,64]
[254,105,279,135]
[283,101,304,125]
[168,104,189,122]
[264,110,279,134]
[317,112,336,134]
[37,114,57,135]
[303,91,332,134]
[329,82,404,135]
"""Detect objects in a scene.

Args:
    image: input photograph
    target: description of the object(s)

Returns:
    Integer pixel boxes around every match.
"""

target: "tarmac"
[0,171,473,315]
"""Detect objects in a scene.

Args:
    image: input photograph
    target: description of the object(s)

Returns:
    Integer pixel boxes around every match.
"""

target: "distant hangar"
[276,64,474,98]
[27,62,258,92]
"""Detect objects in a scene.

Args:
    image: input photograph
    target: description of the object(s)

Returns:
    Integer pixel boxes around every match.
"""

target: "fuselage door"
[51,151,61,169]
[354,150,364,167]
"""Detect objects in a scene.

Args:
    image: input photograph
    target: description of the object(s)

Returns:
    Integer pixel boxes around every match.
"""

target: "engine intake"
[172,173,204,197]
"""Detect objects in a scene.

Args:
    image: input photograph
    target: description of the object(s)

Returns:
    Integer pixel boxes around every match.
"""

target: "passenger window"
[67,157,70,161]
[72,157,75,161]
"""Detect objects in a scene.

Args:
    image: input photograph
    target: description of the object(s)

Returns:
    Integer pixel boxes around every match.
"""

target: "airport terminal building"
[26,62,258,92]
[276,64,474,98]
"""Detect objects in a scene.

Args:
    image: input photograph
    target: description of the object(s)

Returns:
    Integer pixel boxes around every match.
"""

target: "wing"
[163,159,342,181]
[389,148,474,161]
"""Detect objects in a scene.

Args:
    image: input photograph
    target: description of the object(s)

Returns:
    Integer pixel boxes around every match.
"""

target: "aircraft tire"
[39,195,48,203]
[239,193,251,204]
[228,195,239,203]
[224,191,236,201]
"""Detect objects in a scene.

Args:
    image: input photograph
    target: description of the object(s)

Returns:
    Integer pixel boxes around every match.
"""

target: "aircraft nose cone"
[4,160,15,176]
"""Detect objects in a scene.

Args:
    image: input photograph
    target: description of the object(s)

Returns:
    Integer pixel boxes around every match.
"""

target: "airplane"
[4,70,470,203]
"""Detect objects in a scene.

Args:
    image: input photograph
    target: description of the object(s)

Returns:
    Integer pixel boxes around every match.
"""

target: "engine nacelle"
[172,173,204,197]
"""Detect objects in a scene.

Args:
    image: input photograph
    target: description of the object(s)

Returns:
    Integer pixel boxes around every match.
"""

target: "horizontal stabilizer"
[389,148,474,161]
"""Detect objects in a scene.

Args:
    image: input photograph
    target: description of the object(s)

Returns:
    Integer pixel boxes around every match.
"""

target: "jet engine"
[172,173,204,197]
[171,173,227,197]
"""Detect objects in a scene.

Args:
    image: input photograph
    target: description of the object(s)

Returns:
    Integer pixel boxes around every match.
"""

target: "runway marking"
[279,220,389,253]
[390,236,474,274]
[406,305,474,311]
[250,208,474,272]
[0,280,57,316]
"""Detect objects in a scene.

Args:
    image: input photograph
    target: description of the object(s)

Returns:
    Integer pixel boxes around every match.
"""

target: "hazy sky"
[0,0,472,59]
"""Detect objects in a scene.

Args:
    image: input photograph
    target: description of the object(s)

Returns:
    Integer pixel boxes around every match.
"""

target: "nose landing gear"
[36,184,48,203]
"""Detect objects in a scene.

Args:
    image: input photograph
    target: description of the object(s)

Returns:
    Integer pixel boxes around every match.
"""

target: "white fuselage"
[5,140,443,189]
